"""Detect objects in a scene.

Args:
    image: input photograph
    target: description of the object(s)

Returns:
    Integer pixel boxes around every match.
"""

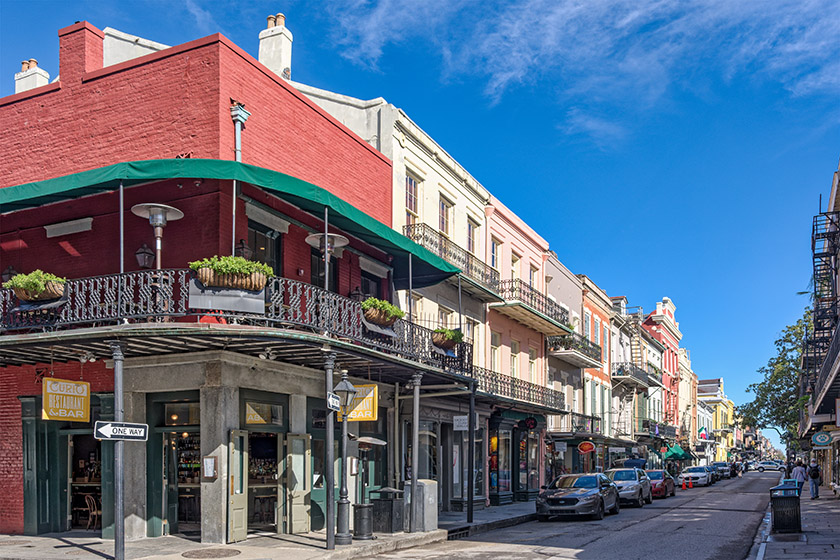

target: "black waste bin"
[372,487,404,533]
[770,483,801,533]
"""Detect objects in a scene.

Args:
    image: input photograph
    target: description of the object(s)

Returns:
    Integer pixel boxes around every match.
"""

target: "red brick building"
[642,297,683,433]
[0,20,466,541]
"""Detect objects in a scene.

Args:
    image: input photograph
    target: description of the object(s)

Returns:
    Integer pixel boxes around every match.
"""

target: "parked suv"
[711,461,731,479]
[756,461,786,472]
[605,468,652,507]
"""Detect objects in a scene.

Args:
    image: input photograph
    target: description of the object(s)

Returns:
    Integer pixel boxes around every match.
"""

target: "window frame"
[490,238,501,270]
[438,195,453,236]
[405,173,420,226]
[467,219,479,255]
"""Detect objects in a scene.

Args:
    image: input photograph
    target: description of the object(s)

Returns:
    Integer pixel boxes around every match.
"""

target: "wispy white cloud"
[183,0,223,36]
[325,0,840,144]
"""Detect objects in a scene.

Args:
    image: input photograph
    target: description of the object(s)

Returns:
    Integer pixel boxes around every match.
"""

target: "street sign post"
[327,391,341,412]
[94,421,149,441]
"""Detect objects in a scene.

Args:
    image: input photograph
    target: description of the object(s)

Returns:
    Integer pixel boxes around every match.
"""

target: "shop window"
[490,429,511,492]
[453,428,484,499]
[165,402,200,426]
[244,401,284,426]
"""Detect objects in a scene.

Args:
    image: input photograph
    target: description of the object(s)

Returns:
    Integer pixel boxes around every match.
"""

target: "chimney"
[58,21,104,83]
[258,13,293,80]
[15,58,50,94]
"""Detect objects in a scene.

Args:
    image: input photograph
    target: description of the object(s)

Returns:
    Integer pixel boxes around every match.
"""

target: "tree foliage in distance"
[736,308,810,444]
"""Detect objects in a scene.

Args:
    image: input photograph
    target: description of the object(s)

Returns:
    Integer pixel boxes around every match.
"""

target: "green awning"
[662,443,691,461]
[0,159,460,289]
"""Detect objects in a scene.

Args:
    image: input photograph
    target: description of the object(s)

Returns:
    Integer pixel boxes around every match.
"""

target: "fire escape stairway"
[811,212,840,393]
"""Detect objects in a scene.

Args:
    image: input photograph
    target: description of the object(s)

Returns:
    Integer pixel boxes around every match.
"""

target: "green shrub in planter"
[3,270,66,301]
[189,255,274,291]
[188,255,274,277]
[361,297,405,326]
[432,328,464,344]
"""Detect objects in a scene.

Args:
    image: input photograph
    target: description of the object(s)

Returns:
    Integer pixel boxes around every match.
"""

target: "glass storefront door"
[453,429,484,501]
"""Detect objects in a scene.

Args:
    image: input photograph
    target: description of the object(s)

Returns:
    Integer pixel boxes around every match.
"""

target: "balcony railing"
[646,364,663,384]
[470,366,564,412]
[0,269,472,374]
[815,323,840,407]
[612,362,649,386]
[547,332,602,362]
[497,279,570,325]
[403,223,500,294]
[640,419,677,439]
[555,411,602,434]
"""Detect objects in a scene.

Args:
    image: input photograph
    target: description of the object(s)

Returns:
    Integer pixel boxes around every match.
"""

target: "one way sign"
[94,421,149,441]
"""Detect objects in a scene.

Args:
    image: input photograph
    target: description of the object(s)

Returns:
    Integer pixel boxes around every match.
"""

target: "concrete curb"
[322,529,448,559]
[445,513,537,539]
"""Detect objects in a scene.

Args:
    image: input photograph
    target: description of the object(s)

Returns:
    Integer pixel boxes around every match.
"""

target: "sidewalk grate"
[181,549,241,558]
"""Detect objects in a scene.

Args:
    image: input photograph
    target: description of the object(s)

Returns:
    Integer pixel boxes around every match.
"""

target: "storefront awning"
[662,443,692,461]
[0,159,460,289]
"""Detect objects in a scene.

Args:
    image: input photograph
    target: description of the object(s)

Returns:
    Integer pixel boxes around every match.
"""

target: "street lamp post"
[334,370,356,545]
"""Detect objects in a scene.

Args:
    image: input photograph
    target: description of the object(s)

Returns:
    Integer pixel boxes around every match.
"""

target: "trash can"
[770,483,801,533]
[372,487,404,533]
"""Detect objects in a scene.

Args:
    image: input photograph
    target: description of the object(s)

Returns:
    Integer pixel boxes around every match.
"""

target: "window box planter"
[189,256,273,292]
[3,270,66,302]
[432,328,463,351]
[361,297,404,328]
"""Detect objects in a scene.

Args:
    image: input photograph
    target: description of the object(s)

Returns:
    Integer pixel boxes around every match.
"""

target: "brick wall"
[0,23,392,227]
[0,361,113,534]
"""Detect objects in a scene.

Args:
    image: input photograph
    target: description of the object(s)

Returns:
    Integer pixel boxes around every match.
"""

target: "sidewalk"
[0,528,446,560]
[750,484,840,560]
[438,501,536,539]
[0,502,537,560]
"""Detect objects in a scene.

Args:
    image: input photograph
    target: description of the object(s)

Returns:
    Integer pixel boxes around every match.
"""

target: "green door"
[164,434,179,535]
[286,434,311,534]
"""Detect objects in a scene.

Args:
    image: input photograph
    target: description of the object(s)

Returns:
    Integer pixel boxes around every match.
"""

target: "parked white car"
[756,461,785,472]
[677,466,712,487]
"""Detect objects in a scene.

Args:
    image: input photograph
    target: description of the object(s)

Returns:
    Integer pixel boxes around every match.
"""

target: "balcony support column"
[467,380,475,523]
[409,372,422,532]
[458,275,463,332]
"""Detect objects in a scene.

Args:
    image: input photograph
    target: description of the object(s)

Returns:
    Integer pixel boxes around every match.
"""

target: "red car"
[646,470,676,498]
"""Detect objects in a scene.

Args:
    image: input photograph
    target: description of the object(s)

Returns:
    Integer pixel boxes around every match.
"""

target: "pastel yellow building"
[697,379,734,462]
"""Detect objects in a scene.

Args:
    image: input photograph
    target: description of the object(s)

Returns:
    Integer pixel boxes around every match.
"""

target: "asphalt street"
[365,471,780,560]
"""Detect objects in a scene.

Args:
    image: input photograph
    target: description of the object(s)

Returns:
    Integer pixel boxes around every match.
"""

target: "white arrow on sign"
[95,421,148,441]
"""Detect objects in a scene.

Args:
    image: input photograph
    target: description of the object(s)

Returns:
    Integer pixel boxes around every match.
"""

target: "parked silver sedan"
[536,473,620,521]
[605,468,653,507]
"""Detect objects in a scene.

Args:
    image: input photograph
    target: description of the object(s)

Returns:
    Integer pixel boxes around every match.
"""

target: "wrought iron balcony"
[641,419,677,439]
[554,411,603,434]
[547,332,602,368]
[714,423,734,433]
[611,362,650,387]
[403,223,501,301]
[646,364,664,385]
[470,366,564,413]
[491,279,570,335]
[0,269,472,374]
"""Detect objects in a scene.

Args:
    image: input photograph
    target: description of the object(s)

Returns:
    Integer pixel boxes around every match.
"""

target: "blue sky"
[3,0,839,448]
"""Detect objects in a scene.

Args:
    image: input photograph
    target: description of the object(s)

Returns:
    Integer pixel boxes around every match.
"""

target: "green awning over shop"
[0,159,460,289]
[662,443,692,461]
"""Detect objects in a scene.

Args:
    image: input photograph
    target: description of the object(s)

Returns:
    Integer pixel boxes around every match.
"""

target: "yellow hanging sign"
[42,378,90,422]
[340,384,378,422]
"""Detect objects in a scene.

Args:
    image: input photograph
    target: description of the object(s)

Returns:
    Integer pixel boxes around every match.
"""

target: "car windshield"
[712,463,726,467]
[647,471,664,480]
[608,470,636,481]
[551,475,598,489]
[686,467,706,473]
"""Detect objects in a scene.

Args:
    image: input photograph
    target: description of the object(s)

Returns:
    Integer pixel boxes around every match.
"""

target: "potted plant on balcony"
[3,270,66,301]
[189,256,273,291]
[361,297,405,327]
[432,327,464,350]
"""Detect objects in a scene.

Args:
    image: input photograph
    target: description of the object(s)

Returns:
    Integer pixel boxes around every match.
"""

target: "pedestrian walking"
[791,460,807,495]
[808,459,822,499]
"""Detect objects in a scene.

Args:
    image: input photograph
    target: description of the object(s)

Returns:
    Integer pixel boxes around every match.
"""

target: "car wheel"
[610,496,620,514]
[758,467,765,472]
[636,492,645,508]
[592,500,605,520]
[537,514,550,522]
[645,489,653,504]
